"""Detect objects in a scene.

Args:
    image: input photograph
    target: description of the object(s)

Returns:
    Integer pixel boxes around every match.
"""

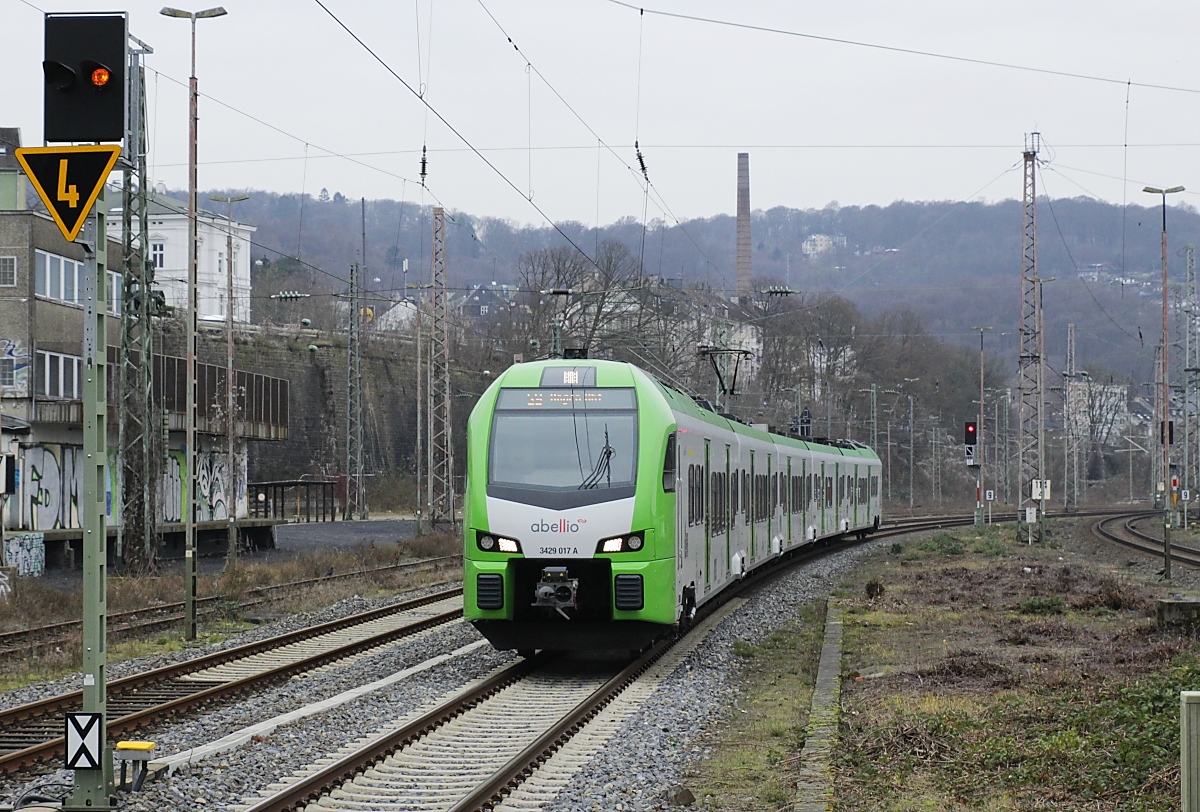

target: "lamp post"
[162,5,227,639]
[210,192,247,568]
[970,327,992,524]
[1145,184,1185,581]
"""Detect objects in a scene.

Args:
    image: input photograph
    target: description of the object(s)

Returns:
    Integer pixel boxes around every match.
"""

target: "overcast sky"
[6,0,1200,228]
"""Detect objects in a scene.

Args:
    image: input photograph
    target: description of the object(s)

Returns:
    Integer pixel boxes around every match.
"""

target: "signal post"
[16,11,131,808]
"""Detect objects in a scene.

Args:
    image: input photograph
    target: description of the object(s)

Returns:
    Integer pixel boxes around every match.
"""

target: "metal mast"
[736,153,752,306]
[428,207,456,528]
[1018,133,1046,530]
[118,36,158,570]
[1065,323,1079,511]
[345,260,366,519]
[1186,245,1198,517]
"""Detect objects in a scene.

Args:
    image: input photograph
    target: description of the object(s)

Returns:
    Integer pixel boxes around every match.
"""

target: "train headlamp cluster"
[598,533,644,553]
[477,533,521,553]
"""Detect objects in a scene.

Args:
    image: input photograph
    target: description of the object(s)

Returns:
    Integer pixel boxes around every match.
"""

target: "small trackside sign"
[15,145,121,241]
[65,712,103,769]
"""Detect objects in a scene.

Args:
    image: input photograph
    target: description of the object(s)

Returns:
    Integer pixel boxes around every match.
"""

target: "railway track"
[1092,512,1200,567]
[0,587,464,773]
[0,555,461,660]
[229,514,998,812]
[0,510,1111,789]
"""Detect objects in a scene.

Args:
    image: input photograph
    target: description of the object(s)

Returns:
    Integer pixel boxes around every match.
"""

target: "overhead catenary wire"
[604,0,1200,96]
[312,0,606,275]
[471,0,729,289]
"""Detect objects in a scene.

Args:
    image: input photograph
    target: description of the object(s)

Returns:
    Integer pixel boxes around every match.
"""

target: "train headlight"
[479,535,496,551]
[597,533,644,553]
[497,537,520,553]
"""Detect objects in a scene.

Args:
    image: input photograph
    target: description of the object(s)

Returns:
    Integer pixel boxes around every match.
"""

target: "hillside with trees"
[207,188,1200,386]
[164,185,1176,508]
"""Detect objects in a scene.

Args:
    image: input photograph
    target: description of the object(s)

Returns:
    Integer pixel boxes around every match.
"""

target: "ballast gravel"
[2,540,898,811]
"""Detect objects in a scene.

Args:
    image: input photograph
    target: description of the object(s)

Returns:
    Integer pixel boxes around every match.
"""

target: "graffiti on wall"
[161,449,246,524]
[22,445,115,531]
[0,569,10,603]
[5,532,46,576]
[12,444,245,531]
[0,338,31,398]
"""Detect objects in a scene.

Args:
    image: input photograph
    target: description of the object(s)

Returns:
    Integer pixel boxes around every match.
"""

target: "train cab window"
[488,388,638,506]
[662,432,677,492]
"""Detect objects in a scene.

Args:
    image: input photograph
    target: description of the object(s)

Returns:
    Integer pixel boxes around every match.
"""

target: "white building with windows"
[110,187,255,323]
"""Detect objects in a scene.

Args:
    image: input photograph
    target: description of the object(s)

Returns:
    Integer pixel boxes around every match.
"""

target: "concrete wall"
[156,322,441,483]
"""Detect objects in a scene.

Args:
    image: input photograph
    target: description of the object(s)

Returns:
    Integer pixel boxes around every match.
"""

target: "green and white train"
[464,359,882,652]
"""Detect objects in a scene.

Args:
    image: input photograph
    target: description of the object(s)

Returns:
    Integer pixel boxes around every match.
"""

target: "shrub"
[1019,595,1066,615]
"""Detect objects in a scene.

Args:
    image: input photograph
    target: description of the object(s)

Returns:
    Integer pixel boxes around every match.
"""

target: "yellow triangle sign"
[15,145,122,242]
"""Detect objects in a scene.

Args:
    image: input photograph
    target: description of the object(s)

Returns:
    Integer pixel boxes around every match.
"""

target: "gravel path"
[2,539,893,811]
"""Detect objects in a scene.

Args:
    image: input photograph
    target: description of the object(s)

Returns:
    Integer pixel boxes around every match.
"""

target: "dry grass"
[835,522,1192,811]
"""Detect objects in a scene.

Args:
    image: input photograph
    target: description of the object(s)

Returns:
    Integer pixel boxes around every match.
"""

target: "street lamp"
[970,327,992,524]
[161,4,227,640]
[210,192,247,569]
[1145,184,1185,580]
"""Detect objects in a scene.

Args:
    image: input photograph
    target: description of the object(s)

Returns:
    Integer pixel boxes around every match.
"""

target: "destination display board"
[496,388,635,410]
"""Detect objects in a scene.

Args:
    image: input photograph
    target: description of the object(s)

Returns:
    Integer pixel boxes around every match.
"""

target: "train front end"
[464,361,676,652]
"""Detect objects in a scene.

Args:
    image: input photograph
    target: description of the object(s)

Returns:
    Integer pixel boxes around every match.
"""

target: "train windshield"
[489,388,638,492]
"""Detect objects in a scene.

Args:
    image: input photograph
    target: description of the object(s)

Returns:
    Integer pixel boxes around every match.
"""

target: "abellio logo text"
[531,519,581,533]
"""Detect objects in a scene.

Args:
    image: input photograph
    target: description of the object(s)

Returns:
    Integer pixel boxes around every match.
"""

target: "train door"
[802,456,810,541]
[679,435,704,594]
[749,450,756,561]
[836,461,843,532]
[819,460,826,537]
[676,437,685,572]
[766,454,773,552]
[703,439,711,592]
[851,466,857,528]
[786,457,793,548]
[724,444,732,578]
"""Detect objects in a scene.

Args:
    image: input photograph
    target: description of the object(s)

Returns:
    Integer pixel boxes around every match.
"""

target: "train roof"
[492,358,879,461]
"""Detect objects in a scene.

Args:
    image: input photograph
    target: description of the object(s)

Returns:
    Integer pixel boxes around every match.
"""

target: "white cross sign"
[65,712,103,770]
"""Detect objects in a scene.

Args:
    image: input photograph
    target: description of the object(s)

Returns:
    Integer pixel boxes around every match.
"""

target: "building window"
[0,358,13,388]
[107,270,123,316]
[35,249,83,305]
[480,304,489,315]
[0,256,15,287]
[35,350,81,399]
[151,242,164,268]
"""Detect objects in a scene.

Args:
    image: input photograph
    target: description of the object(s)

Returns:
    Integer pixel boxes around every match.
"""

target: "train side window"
[662,432,677,492]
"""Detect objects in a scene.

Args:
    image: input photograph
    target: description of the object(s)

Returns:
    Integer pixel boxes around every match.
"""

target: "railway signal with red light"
[964,421,978,447]
[42,13,128,143]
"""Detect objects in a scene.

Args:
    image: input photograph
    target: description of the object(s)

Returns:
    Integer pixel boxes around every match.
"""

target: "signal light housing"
[964,421,978,447]
[43,13,127,142]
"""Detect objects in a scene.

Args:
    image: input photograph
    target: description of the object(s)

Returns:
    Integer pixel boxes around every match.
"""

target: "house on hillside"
[802,233,846,257]
[456,281,517,320]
